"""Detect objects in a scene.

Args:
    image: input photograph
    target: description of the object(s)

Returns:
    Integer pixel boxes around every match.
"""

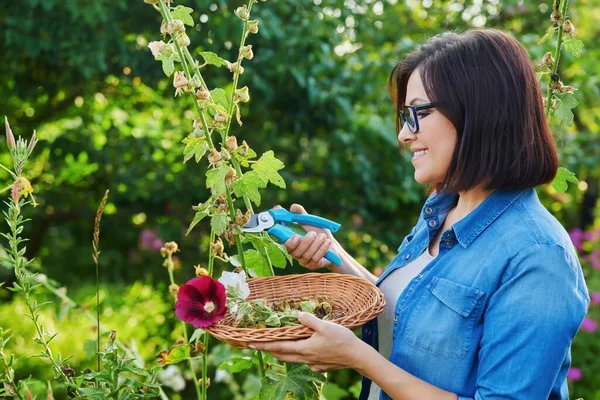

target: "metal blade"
[241,212,274,233]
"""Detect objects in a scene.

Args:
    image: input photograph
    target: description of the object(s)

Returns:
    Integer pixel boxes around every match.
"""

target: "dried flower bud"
[215,195,227,209]
[542,52,554,69]
[109,330,117,342]
[148,41,167,59]
[166,19,186,35]
[198,378,211,388]
[211,237,225,258]
[195,87,210,101]
[194,341,206,353]
[225,61,245,75]
[208,148,222,166]
[223,228,236,246]
[221,149,231,161]
[563,20,576,38]
[550,79,563,91]
[165,241,179,254]
[235,209,250,225]
[5,117,15,149]
[160,247,169,257]
[225,167,238,185]
[173,71,189,98]
[160,20,169,36]
[247,20,259,34]
[177,33,191,48]
[550,98,558,110]
[550,9,563,25]
[61,365,75,377]
[234,5,250,21]
[225,136,238,152]
[234,86,250,103]
[214,113,228,123]
[238,140,250,157]
[559,85,576,94]
[169,284,180,297]
[240,45,254,60]
[194,265,209,277]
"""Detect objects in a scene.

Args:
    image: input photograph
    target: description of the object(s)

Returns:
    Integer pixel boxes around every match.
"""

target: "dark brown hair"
[389,28,558,193]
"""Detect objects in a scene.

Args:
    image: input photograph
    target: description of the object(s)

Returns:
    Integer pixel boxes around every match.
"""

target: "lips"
[411,148,429,161]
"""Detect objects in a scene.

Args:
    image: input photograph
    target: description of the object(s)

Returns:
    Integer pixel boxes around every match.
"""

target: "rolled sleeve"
[460,243,589,400]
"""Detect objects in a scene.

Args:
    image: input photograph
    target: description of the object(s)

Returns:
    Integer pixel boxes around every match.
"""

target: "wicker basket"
[205,273,385,348]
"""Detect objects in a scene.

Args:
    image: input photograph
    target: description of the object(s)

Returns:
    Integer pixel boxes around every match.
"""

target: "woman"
[250,28,590,400]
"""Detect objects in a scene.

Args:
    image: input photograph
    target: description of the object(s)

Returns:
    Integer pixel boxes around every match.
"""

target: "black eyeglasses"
[398,103,436,134]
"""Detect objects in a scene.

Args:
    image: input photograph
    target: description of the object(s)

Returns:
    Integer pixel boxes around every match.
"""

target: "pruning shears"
[241,209,342,266]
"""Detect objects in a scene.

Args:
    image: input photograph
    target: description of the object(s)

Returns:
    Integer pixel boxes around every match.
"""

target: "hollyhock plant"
[591,292,600,305]
[580,316,597,333]
[567,367,582,381]
[175,276,227,328]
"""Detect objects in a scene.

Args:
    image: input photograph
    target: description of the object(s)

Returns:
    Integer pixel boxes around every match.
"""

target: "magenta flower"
[581,317,597,333]
[567,367,582,381]
[175,277,227,328]
[590,250,600,270]
[591,292,600,305]
[568,228,585,251]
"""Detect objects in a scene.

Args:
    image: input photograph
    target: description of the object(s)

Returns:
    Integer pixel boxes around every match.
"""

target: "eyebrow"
[408,97,428,105]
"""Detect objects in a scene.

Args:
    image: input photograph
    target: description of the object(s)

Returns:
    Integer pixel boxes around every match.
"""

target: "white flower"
[218,270,250,300]
[148,41,167,59]
[158,365,186,392]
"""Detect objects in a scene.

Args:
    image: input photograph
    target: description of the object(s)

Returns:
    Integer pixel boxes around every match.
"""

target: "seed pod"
[160,20,169,37]
[208,148,222,166]
[563,20,576,38]
[559,85,575,94]
[225,166,238,185]
[550,79,563,90]
[550,9,563,25]
[195,87,210,101]
[214,113,228,123]
[225,61,245,75]
[238,140,250,157]
[166,19,186,35]
[235,86,250,103]
[247,20,259,34]
[165,241,179,254]
[240,45,254,60]
[169,284,179,297]
[198,378,211,388]
[235,5,250,21]
[194,265,209,277]
[211,237,225,258]
[148,41,167,59]
[177,33,191,48]
[194,341,206,353]
[225,136,238,152]
[542,52,554,69]
[173,71,188,89]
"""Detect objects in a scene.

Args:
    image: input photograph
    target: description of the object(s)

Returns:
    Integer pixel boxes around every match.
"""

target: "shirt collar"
[423,188,530,248]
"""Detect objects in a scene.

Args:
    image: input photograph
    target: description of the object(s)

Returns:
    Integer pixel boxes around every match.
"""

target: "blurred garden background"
[1,0,599,398]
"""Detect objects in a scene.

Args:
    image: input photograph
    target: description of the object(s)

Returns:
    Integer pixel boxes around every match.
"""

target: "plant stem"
[544,0,570,118]
[257,350,266,378]
[166,263,202,400]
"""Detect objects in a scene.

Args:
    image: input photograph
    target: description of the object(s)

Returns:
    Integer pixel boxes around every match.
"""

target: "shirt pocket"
[404,277,485,359]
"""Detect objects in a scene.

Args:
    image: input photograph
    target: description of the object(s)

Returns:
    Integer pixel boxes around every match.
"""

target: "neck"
[451,186,493,221]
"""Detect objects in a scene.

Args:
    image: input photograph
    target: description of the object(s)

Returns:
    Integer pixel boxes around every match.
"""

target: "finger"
[250,340,303,354]
[290,232,318,259]
[284,234,302,251]
[290,203,307,214]
[310,239,332,265]
[308,364,332,372]
[272,205,283,210]
[298,312,326,333]
[299,233,328,265]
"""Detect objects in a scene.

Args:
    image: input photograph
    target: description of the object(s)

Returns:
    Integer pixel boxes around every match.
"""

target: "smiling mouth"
[412,149,429,160]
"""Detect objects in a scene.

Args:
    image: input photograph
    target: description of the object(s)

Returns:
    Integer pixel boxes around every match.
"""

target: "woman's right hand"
[278,204,340,270]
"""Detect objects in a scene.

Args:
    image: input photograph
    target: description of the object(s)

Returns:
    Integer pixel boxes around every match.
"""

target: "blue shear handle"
[268,209,341,233]
[267,225,342,266]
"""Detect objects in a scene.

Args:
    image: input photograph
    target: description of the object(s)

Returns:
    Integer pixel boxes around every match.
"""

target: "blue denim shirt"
[359,188,590,400]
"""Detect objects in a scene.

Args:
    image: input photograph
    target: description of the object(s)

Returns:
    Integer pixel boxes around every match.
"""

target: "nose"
[398,123,416,146]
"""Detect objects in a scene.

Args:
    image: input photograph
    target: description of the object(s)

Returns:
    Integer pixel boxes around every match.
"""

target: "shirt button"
[405,254,411,260]
[418,273,424,279]
[428,220,437,227]
[425,207,433,215]
[445,241,452,246]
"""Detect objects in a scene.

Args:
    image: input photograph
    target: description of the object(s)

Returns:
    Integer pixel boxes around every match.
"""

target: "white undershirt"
[367,248,436,400]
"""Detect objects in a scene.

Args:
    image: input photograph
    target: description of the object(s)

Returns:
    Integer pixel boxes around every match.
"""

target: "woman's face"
[398,70,458,186]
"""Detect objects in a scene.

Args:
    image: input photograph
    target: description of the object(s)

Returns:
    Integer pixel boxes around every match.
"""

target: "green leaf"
[537,26,556,44]
[555,93,578,126]
[252,151,286,188]
[161,57,175,77]
[244,249,270,277]
[321,382,348,400]
[189,329,205,344]
[210,213,229,236]
[219,357,253,373]
[551,167,578,193]
[234,145,258,167]
[157,345,191,365]
[563,37,584,58]
[200,51,228,68]
[232,171,267,206]
[182,133,209,163]
[210,88,230,110]
[260,363,326,400]
[206,163,230,195]
[172,5,195,27]
[186,208,210,236]
[266,240,291,269]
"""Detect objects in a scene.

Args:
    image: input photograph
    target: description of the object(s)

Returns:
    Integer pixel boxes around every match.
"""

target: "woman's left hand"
[250,312,362,373]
